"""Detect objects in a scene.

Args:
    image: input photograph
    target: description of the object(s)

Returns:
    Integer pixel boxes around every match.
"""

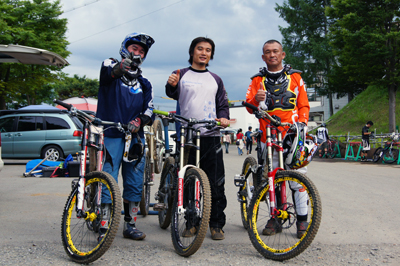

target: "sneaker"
[262,218,282,235]
[123,223,146,240]
[182,226,197,237]
[296,221,309,239]
[210,227,224,240]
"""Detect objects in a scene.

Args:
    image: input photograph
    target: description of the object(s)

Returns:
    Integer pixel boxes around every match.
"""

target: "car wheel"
[42,145,63,161]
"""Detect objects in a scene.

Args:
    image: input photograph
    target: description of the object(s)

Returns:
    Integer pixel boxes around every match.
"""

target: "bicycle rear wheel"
[239,156,258,229]
[372,147,383,162]
[61,171,122,264]
[247,170,322,261]
[382,148,399,164]
[153,119,164,174]
[158,156,176,229]
[140,153,151,216]
[171,168,211,257]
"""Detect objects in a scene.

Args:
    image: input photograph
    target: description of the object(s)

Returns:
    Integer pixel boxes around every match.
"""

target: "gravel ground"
[1,241,399,265]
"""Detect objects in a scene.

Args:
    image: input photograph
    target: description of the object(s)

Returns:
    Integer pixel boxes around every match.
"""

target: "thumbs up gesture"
[167,69,180,87]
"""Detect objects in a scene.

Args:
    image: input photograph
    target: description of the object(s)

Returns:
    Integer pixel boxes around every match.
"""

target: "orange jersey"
[245,69,310,143]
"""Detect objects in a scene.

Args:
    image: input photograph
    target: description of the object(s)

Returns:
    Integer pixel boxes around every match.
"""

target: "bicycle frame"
[241,101,294,220]
[176,126,201,215]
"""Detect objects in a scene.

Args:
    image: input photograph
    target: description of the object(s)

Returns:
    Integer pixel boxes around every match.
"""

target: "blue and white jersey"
[97,58,154,138]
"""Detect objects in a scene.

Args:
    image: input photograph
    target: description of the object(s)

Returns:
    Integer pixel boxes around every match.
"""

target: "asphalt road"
[1,146,400,265]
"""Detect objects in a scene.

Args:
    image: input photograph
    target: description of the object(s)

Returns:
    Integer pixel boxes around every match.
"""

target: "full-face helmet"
[283,122,318,169]
[119,32,155,61]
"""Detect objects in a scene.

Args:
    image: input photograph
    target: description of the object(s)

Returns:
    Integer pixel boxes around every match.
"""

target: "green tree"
[53,74,99,100]
[0,0,69,109]
[327,0,400,132]
[275,0,337,116]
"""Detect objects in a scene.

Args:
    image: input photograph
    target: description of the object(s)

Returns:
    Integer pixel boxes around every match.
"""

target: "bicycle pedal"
[234,174,245,187]
[153,203,166,211]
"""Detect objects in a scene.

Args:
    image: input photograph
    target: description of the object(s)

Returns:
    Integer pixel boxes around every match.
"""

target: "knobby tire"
[372,147,383,163]
[140,153,151,216]
[153,119,164,174]
[61,171,122,264]
[240,156,258,229]
[247,170,322,261]
[158,157,176,229]
[171,168,211,257]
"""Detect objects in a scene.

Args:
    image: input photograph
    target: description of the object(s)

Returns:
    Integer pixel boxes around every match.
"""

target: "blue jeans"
[237,146,243,155]
[101,136,145,203]
[224,142,229,153]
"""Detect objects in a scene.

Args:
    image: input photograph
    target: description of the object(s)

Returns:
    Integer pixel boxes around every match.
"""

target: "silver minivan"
[0,109,83,161]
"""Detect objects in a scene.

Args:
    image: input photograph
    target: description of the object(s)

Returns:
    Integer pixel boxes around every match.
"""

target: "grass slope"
[322,85,400,136]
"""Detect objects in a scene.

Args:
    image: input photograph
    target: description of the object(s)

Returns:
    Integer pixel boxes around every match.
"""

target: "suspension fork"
[76,122,90,218]
[265,126,287,216]
[177,127,186,214]
[195,130,201,210]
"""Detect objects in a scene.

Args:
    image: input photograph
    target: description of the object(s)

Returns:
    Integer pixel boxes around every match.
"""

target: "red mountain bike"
[241,101,322,261]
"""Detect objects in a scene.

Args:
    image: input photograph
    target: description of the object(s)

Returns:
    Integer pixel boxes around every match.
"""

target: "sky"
[58,0,287,111]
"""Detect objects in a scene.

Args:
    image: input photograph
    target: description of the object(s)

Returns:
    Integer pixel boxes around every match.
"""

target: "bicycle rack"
[344,142,362,161]
[321,141,341,158]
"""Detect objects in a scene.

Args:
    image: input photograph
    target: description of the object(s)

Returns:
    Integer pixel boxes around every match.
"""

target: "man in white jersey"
[317,123,329,157]
[165,37,230,240]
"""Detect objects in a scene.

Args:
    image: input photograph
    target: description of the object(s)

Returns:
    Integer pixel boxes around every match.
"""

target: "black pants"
[246,140,252,154]
[188,136,227,229]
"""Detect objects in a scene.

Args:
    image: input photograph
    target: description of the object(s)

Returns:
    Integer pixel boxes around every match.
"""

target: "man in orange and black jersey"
[245,39,310,239]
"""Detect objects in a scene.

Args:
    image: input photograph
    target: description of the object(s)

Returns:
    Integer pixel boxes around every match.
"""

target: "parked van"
[0,109,83,161]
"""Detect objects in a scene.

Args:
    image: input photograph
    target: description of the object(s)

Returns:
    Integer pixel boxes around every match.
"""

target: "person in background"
[223,131,231,154]
[97,32,155,241]
[244,126,253,155]
[165,36,230,240]
[236,128,244,155]
[317,123,329,157]
[361,121,374,161]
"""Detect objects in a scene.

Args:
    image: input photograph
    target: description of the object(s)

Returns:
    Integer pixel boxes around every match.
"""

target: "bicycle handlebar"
[242,101,291,128]
[53,99,128,131]
[153,109,223,127]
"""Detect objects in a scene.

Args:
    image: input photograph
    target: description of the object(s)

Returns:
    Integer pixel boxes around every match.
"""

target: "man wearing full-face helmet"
[97,32,155,241]
[245,39,313,239]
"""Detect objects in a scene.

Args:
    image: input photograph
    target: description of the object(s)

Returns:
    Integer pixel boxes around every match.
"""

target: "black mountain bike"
[373,133,399,164]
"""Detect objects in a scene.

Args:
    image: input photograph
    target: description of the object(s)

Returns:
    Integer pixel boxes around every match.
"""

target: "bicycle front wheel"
[153,119,164,174]
[158,156,176,229]
[382,148,399,164]
[171,168,211,257]
[247,170,322,261]
[140,153,151,216]
[239,156,258,229]
[61,171,122,264]
[372,147,383,162]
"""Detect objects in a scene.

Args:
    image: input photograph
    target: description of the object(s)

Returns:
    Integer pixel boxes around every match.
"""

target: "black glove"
[111,58,132,78]
[139,114,152,127]
[128,117,141,133]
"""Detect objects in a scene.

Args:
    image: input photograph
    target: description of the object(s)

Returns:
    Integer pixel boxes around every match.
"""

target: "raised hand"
[111,58,133,78]
[167,69,180,87]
